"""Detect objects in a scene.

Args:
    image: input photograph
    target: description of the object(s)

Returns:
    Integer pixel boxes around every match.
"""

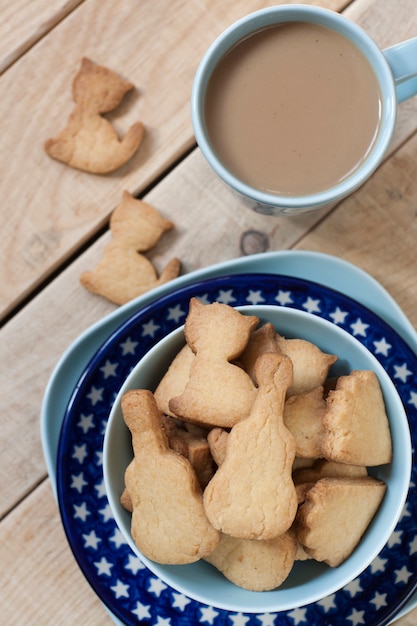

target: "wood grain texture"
[0,0,347,320]
[0,479,111,624]
[0,0,84,74]
[294,129,417,332]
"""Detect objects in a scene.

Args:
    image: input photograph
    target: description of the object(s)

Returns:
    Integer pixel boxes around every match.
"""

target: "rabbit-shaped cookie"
[203,352,298,540]
[45,58,144,173]
[122,389,220,564]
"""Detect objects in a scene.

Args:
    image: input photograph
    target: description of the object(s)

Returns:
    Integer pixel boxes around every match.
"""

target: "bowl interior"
[103,305,411,613]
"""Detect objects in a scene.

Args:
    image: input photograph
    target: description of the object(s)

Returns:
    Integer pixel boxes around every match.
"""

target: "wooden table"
[1,0,416,623]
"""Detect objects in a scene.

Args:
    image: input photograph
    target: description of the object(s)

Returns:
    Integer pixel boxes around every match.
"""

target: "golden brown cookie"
[295,476,386,566]
[122,389,219,564]
[169,299,258,427]
[205,531,297,591]
[154,344,194,416]
[207,427,229,467]
[276,335,337,396]
[45,58,144,173]
[238,322,281,383]
[80,191,180,304]
[293,458,368,485]
[321,370,392,466]
[203,352,298,540]
[284,385,326,458]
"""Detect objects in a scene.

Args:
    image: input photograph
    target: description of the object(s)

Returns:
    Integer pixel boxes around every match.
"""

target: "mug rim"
[191,4,397,211]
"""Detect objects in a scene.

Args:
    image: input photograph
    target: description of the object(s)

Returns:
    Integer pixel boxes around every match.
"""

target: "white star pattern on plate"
[148,577,168,596]
[350,318,369,336]
[72,443,88,464]
[257,614,278,625]
[275,289,293,305]
[317,595,337,611]
[346,608,365,625]
[409,390,417,409]
[109,527,128,549]
[229,613,250,626]
[94,479,106,498]
[394,362,413,383]
[125,554,145,574]
[142,319,161,337]
[388,530,403,547]
[77,413,94,433]
[132,601,151,620]
[86,386,104,405]
[70,472,87,493]
[166,304,186,323]
[302,297,321,313]
[111,579,129,598]
[99,503,113,522]
[100,359,118,378]
[409,536,417,554]
[73,502,90,522]
[83,530,101,550]
[155,617,172,626]
[246,289,266,305]
[344,578,363,597]
[395,566,413,584]
[94,556,113,576]
[172,593,191,611]
[329,306,349,324]
[199,606,219,624]
[370,554,388,573]
[216,289,236,304]
[287,607,308,624]
[370,592,387,610]
[120,337,138,355]
[373,336,392,356]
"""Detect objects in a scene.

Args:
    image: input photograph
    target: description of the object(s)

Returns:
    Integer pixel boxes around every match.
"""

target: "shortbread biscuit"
[45,57,144,173]
[205,531,297,591]
[203,353,298,540]
[238,322,281,382]
[169,299,258,427]
[276,335,337,396]
[80,191,180,304]
[322,370,392,466]
[293,458,368,485]
[207,427,229,467]
[154,344,194,416]
[122,389,219,564]
[295,476,386,566]
[284,386,326,458]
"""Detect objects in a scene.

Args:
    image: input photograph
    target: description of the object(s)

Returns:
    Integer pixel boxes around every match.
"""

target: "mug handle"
[383,36,417,103]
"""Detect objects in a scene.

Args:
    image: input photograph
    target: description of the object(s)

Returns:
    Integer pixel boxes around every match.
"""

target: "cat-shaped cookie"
[80,191,180,304]
[45,58,144,173]
[169,299,258,427]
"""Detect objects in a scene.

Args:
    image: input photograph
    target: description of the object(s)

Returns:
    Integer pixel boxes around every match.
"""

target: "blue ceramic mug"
[191,5,417,215]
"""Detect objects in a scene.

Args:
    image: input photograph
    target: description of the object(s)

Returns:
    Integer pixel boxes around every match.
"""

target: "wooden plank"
[0,0,84,75]
[0,0,348,321]
[0,479,111,624]
[294,130,417,332]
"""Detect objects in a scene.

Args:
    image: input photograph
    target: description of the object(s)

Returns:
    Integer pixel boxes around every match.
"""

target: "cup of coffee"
[191,5,417,215]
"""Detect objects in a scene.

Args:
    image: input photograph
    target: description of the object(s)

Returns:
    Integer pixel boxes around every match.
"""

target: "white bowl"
[103,305,411,613]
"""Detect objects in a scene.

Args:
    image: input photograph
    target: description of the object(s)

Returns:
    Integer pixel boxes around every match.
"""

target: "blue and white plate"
[56,273,417,626]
